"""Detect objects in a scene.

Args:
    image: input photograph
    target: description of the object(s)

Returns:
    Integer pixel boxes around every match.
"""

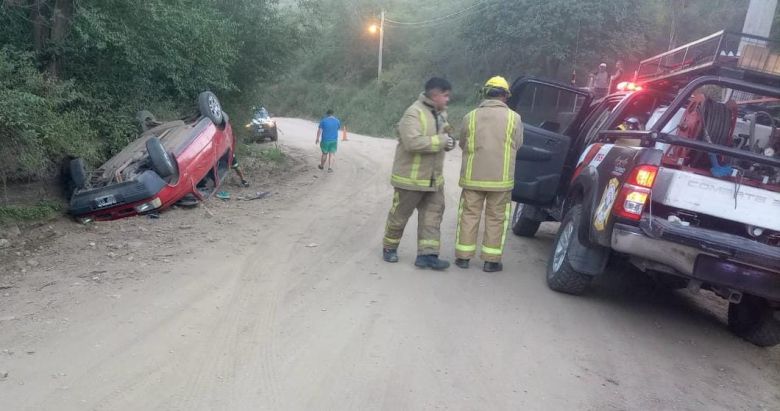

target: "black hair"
[485,87,508,98]
[326,109,334,116]
[424,77,452,93]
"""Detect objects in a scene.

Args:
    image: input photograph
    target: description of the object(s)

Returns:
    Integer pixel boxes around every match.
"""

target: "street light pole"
[378,9,385,81]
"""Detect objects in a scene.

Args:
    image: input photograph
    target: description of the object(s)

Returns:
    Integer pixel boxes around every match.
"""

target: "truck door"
[508,78,592,206]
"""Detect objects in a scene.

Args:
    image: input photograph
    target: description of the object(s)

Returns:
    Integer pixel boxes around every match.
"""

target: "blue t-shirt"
[319,116,341,142]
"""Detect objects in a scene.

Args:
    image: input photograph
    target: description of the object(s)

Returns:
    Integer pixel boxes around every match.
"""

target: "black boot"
[483,262,503,272]
[414,255,450,270]
[383,248,399,263]
[455,258,470,269]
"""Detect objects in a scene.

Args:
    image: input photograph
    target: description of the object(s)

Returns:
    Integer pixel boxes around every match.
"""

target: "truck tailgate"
[653,168,780,231]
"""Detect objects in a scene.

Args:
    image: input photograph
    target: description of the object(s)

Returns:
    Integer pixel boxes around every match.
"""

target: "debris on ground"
[240,191,271,201]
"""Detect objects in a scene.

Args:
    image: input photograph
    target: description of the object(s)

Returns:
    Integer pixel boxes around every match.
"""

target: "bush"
[0,47,102,183]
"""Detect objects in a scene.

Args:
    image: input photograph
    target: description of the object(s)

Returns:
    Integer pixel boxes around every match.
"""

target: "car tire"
[145,137,175,178]
[270,129,278,142]
[136,110,157,132]
[728,295,780,347]
[546,204,593,295]
[512,202,541,237]
[69,158,88,189]
[197,91,224,126]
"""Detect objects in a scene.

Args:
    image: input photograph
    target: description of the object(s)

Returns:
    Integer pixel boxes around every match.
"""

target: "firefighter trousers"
[455,189,511,263]
[383,187,445,256]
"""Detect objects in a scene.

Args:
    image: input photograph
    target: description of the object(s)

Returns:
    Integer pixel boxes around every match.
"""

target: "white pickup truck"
[507,31,780,347]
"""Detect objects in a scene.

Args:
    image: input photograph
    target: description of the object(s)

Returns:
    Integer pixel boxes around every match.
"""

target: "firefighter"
[382,77,457,270]
[454,76,523,272]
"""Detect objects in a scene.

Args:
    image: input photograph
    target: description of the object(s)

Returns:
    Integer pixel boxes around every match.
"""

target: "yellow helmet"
[484,76,510,92]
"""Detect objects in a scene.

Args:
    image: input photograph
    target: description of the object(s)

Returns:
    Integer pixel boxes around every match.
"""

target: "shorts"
[320,140,338,154]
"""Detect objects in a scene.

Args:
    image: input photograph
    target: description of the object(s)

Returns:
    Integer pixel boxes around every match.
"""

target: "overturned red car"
[65,92,236,221]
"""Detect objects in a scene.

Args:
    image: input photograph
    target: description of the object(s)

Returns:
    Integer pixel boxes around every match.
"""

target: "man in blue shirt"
[315,109,341,172]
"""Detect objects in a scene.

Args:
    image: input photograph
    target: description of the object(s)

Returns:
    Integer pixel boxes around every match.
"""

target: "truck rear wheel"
[511,202,541,237]
[728,295,780,347]
[546,205,593,295]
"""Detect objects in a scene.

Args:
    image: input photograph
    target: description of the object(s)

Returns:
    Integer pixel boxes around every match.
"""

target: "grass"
[0,201,62,223]
[236,143,286,164]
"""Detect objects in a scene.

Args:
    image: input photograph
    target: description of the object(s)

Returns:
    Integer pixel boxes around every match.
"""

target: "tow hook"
[712,285,742,304]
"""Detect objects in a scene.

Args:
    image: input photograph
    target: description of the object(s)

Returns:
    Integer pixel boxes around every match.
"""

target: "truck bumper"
[611,219,780,301]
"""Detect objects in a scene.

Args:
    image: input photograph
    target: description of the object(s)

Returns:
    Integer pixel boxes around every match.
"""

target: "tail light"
[613,165,658,221]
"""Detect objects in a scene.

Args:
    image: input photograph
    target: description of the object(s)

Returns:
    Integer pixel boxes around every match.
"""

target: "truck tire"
[728,295,780,347]
[512,202,541,237]
[69,158,88,189]
[197,91,224,126]
[270,129,278,141]
[145,137,175,178]
[546,204,593,295]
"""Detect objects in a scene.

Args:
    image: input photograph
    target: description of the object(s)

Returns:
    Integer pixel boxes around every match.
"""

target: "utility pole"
[378,9,385,81]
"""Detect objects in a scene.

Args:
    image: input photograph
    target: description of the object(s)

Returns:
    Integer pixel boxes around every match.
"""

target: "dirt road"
[1,118,778,410]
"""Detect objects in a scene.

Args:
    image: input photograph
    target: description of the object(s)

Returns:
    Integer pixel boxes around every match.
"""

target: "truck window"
[514,83,587,133]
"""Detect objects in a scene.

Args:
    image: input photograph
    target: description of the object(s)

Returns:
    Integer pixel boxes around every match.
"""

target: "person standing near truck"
[315,109,341,172]
[454,76,523,272]
[609,60,626,94]
[381,77,456,270]
[593,63,610,99]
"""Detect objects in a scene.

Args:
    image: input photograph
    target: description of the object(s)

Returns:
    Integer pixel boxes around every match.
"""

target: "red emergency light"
[616,81,643,92]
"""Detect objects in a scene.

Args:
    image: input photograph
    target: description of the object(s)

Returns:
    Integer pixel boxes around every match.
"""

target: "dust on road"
[0,118,778,410]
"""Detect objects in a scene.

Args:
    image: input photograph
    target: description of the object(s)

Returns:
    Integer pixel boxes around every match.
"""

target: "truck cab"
[508,31,780,347]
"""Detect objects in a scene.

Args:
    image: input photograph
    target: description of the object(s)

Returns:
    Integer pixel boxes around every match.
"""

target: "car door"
[508,78,592,206]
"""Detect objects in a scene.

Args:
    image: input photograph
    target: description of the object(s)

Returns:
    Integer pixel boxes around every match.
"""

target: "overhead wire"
[383,0,495,28]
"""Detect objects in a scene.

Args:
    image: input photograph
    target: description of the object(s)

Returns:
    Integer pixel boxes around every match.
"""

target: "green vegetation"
[0,0,300,184]
[261,0,754,136]
[237,143,286,164]
[0,0,772,186]
[0,201,62,223]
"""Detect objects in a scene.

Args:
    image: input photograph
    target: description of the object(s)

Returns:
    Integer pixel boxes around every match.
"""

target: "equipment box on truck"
[508,31,780,347]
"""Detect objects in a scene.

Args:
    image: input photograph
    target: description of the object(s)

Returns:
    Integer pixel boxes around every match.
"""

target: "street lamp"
[367,10,385,81]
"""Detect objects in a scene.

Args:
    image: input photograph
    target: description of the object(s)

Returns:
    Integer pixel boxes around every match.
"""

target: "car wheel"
[270,129,278,141]
[512,202,541,237]
[728,295,780,347]
[145,137,176,178]
[69,158,88,189]
[197,91,224,126]
[136,110,157,132]
[546,204,593,295]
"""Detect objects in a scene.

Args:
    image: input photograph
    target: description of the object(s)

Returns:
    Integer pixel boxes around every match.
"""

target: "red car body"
[68,116,236,221]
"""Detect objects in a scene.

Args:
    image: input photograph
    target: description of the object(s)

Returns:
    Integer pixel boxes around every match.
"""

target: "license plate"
[95,194,118,208]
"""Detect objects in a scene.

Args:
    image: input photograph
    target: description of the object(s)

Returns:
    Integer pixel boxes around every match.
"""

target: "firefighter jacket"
[390,93,450,192]
[458,99,524,191]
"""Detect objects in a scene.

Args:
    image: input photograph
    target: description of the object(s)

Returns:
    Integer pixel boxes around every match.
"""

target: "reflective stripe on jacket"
[458,99,523,191]
[390,93,449,192]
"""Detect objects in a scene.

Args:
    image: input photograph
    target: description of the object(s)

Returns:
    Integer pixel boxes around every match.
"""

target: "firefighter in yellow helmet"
[382,77,457,270]
[454,76,523,272]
